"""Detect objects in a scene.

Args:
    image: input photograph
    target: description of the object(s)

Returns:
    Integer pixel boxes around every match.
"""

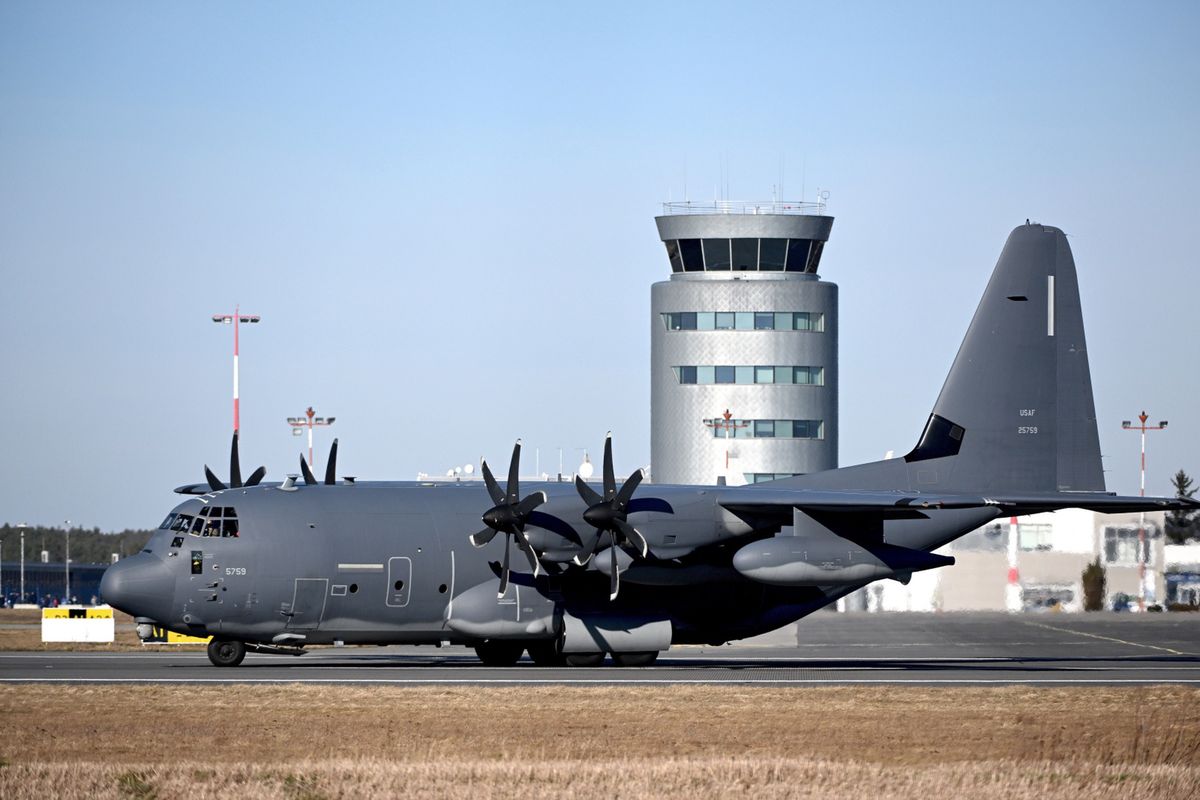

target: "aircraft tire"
[207,638,246,668]
[474,640,524,667]
[526,640,565,667]
[611,651,658,667]
[563,652,606,667]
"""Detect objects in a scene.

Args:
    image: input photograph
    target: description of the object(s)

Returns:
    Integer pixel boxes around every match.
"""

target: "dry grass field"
[1,684,1197,798]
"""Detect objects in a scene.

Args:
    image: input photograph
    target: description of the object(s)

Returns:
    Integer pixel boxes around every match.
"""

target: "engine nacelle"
[444,580,556,639]
[732,537,953,587]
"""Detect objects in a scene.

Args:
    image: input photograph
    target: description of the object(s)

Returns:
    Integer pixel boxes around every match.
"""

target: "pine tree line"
[0,524,154,565]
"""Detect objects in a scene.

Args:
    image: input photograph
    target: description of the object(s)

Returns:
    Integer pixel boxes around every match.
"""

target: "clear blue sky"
[2,2,1197,531]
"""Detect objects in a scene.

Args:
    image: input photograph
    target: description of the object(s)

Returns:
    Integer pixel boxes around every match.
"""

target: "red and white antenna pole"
[212,307,261,435]
[1122,411,1168,612]
[1006,515,1021,612]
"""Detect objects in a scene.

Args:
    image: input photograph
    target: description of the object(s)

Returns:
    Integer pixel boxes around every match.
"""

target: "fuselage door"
[287,578,329,630]
[386,557,412,607]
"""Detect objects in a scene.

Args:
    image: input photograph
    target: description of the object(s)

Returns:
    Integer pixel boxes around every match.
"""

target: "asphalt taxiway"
[1,612,1197,685]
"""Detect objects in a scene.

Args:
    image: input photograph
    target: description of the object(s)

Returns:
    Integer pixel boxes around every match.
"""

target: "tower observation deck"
[650,201,837,485]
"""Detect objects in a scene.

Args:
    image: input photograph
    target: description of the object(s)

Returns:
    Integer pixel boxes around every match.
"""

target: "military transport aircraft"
[101,223,1196,667]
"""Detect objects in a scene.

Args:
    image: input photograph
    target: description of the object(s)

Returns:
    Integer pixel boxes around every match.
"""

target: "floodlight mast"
[287,406,336,467]
[1121,411,1169,612]
[704,409,749,481]
[211,306,261,435]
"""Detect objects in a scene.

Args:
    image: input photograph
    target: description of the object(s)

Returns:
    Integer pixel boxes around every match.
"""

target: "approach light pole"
[704,410,749,483]
[1121,412,1168,612]
[64,519,71,603]
[18,523,26,605]
[287,407,336,467]
[212,307,261,435]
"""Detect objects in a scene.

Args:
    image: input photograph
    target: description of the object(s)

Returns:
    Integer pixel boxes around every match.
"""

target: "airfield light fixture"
[287,406,336,467]
[1121,411,1169,612]
[211,306,260,436]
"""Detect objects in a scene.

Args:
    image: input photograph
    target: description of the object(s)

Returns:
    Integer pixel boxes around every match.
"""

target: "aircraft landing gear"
[207,638,247,667]
[474,640,524,667]
[526,640,565,667]
[563,652,606,667]
[611,651,658,667]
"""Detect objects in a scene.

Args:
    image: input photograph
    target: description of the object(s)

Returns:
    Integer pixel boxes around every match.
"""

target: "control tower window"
[714,312,735,330]
[702,239,731,270]
[759,239,787,271]
[664,240,684,273]
[806,241,825,272]
[785,239,811,272]
[673,365,824,385]
[732,239,758,271]
[679,239,704,272]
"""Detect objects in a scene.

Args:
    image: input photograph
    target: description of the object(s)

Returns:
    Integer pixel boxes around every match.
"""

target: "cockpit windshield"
[159,506,240,537]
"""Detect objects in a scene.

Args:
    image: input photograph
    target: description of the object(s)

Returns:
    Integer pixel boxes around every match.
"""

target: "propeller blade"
[230,432,243,488]
[470,527,499,547]
[513,527,542,577]
[615,468,645,509]
[602,432,615,501]
[481,459,505,505]
[609,543,619,601]
[204,465,227,492]
[300,455,317,485]
[506,440,521,502]
[575,474,603,507]
[245,466,267,487]
[324,438,338,485]
[497,537,512,597]
[526,510,582,546]
[516,491,547,517]
[615,519,650,558]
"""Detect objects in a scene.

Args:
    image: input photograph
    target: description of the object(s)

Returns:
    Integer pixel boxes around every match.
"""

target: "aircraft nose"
[101,554,174,620]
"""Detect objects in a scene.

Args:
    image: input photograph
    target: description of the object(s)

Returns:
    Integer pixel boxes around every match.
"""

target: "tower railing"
[661,200,826,216]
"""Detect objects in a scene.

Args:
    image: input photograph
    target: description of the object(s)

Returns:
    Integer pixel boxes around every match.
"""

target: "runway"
[2,612,1197,685]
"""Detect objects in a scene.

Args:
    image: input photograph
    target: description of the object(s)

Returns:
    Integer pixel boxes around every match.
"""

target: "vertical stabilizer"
[905,223,1104,493]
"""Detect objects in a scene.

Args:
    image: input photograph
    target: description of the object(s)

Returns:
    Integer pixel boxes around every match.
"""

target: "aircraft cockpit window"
[159,513,177,530]
[170,514,195,532]
[188,506,241,537]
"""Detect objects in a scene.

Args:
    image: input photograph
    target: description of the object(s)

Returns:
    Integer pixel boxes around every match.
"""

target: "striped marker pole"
[1006,515,1021,612]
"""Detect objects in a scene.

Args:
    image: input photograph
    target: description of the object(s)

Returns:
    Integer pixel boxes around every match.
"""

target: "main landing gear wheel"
[526,640,566,667]
[474,640,525,667]
[207,638,246,668]
[611,651,658,667]
[563,652,606,667]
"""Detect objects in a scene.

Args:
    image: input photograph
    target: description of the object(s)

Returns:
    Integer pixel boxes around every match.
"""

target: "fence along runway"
[1,612,1197,685]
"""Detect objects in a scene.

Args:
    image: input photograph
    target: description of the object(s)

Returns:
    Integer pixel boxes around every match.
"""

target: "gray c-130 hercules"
[101,223,1196,667]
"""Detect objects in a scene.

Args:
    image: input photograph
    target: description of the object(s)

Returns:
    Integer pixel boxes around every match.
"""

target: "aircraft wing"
[719,488,1198,524]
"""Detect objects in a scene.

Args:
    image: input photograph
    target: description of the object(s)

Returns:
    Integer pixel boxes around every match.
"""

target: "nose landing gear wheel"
[207,638,247,667]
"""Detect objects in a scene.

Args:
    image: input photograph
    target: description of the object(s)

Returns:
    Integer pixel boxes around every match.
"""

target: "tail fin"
[904,223,1104,493]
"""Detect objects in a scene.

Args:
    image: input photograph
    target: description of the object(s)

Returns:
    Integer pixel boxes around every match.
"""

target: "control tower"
[650,201,837,486]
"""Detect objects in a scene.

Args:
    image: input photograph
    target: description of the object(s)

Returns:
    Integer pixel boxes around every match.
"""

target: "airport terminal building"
[650,202,838,486]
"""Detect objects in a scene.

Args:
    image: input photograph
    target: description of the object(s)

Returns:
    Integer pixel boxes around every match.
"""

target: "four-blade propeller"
[575,432,654,600]
[204,432,267,491]
[469,440,550,597]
